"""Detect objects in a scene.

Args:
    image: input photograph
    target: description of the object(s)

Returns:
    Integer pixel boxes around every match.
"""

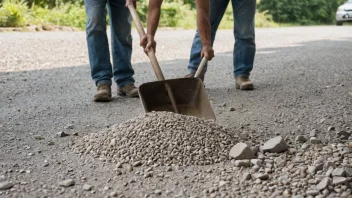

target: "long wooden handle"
[128,4,165,81]
[128,4,179,113]
[195,57,208,78]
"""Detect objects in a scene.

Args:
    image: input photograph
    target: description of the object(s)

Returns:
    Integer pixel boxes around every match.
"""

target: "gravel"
[72,111,237,166]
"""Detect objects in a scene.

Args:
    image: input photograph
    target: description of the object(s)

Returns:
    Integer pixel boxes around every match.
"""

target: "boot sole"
[117,92,139,98]
[94,95,112,102]
[236,83,254,90]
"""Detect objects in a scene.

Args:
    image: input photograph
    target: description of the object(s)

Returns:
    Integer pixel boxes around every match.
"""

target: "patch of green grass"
[0,0,29,27]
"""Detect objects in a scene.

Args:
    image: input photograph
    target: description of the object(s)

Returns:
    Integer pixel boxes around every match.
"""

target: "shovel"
[128,5,216,121]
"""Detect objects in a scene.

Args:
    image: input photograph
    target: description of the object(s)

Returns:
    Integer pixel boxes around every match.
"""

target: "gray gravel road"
[1,26,352,197]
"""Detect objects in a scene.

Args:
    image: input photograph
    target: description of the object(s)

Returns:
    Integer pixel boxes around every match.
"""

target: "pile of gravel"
[72,112,237,166]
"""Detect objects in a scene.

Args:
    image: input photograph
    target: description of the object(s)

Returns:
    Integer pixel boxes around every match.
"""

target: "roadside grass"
[0,0,348,30]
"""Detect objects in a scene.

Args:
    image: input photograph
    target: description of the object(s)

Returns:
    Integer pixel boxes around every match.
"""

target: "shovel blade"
[138,78,216,121]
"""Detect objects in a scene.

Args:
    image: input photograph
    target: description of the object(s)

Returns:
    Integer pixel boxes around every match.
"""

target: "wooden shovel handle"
[195,57,208,78]
[128,4,165,81]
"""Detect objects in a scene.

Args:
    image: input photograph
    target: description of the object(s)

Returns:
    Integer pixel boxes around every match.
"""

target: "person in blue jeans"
[84,0,138,102]
[186,0,256,90]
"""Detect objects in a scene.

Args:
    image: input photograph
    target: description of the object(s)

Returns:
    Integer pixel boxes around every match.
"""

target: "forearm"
[195,0,211,47]
[147,0,163,36]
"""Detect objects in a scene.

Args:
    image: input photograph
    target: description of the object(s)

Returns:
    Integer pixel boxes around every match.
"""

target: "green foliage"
[30,2,86,28]
[0,0,29,27]
[258,0,346,24]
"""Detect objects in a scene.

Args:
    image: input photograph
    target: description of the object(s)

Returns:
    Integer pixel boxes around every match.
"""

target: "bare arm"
[195,0,214,60]
[140,0,163,53]
[195,0,211,48]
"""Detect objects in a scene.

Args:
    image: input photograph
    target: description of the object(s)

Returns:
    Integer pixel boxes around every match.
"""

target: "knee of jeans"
[86,9,106,32]
[235,24,255,40]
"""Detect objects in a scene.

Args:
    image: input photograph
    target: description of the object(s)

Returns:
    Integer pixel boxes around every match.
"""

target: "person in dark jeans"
[84,0,138,102]
[186,0,256,90]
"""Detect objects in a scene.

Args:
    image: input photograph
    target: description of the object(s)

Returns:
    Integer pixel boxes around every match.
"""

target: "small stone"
[73,132,79,136]
[316,177,331,191]
[58,179,75,187]
[310,129,317,137]
[116,162,123,168]
[83,184,93,191]
[235,160,251,167]
[56,131,69,137]
[250,159,262,166]
[332,168,346,177]
[220,102,227,107]
[132,161,142,167]
[0,182,14,190]
[47,141,55,145]
[349,142,352,149]
[109,191,118,197]
[333,177,348,185]
[219,181,228,187]
[344,167,352,177]
[310,137,321,144]
[301,143,310,150]
[35,135,44,140]
[292,196,304,198]
[243,173,251,181]
[229,107,235,111]
[229,143,255,160]
[166,166,173,172]
[274,154,287,168]
[337,131,350,137]
[307,190,319,196]
[64,124,74,129]
[308,166,317,174]
[154,190,162,195]
[255,173,269,180]
[326,167,334,176]
[126,165,133,172]
[144,172,153,178]
[262,136,289,153]
[328,126,335,132]
[324,162,336,170]
[295,135,307,143]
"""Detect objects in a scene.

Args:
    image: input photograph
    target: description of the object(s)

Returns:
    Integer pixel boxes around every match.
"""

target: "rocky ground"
[1,26,352,198]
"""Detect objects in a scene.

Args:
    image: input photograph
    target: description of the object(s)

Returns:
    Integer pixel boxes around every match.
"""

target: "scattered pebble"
[83,184,93,191]
[262,136,288,153]
[229,143,255,160]
[57,131,69,137]
[58,179,75,187]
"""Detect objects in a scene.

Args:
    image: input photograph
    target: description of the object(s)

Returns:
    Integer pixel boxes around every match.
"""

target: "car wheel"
[336,21,343,26]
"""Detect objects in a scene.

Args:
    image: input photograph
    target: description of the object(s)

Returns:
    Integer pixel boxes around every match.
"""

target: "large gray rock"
[332,168,346,177]
[262,136,289,153]
[332,177,348,185]
[316,177,330,191]
[229,143,255,160]
[0,182,14,190]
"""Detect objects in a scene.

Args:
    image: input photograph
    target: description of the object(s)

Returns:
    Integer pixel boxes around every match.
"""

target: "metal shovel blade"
[138,78,216,121]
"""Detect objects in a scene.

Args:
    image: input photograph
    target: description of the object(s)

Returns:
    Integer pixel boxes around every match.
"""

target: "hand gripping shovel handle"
[195,57,208,78]
[128,4,165,81]
[128,4,179,114]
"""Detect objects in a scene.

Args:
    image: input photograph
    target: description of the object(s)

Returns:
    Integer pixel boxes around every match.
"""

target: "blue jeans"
[188,0,256,78]
[84,0,135,87]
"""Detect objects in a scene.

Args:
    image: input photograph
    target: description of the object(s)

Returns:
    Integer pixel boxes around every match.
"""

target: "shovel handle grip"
[195,57,208,78]
[128,4,165,81]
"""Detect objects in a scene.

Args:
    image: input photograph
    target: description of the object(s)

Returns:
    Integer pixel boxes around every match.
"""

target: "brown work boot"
[235,76,254,90]
[117,83,139,98]
[185,72,205,82]
[94,84,112,102]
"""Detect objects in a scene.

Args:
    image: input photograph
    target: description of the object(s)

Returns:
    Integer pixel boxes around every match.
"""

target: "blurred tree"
[258,0,346,24]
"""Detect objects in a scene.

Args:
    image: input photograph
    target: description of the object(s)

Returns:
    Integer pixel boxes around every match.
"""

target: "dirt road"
[1,26,352,198]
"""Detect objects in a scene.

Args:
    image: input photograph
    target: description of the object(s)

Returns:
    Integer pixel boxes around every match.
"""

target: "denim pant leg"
[232,0,256,78]
[84,0,113,86]
[108,0,135,88]
[188,0,230,74]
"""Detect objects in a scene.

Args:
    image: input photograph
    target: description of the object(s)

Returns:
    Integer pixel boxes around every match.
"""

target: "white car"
[336,0,352,26]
